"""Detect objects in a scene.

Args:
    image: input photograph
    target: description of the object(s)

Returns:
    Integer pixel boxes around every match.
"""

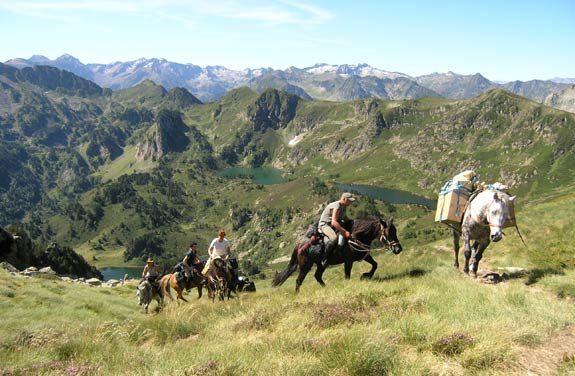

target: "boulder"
[497,267,527,277]
[85,278,102,286]
[106,279,120,287]
[21,266,40,276]
[0,261,19,273]
[39,266,56,274]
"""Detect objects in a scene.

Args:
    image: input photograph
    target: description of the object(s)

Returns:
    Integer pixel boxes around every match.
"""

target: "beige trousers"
[319,224,338,241]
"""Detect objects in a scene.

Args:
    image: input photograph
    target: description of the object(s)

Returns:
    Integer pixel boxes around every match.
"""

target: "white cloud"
[0,0,334,25]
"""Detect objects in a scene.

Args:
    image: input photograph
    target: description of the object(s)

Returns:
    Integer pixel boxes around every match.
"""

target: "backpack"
[305,223,319,238]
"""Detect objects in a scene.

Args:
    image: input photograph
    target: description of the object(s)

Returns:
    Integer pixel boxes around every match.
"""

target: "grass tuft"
[432,332,475,356]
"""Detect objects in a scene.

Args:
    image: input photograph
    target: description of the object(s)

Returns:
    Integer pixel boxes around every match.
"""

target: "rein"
[467,204,528,249]
[348,222,399,253]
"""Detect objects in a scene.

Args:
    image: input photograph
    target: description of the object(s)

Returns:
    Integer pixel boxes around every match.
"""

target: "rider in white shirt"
[202,229,231,275]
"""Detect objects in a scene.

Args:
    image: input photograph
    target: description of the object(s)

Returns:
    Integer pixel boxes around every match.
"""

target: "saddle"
[144,276,161,293]
[297,230,324,258]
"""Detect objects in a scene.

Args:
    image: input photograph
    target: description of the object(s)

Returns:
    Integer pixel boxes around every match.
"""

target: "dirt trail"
[509,326,575,375]
[434,244,575,374]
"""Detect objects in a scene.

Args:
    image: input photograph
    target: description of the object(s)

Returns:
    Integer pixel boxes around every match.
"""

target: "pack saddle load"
[434,170,515,228]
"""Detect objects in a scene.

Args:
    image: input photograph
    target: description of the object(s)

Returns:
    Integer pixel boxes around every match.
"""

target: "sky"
[0,0,574,81]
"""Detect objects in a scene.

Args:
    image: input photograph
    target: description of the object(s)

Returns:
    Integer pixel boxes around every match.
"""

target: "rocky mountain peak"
[248,89,300,131]
[28,55,51,64]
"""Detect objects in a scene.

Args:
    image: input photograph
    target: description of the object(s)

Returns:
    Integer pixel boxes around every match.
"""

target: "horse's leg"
[468,241,480,277]
[470,240,490,277]
[361,254,378,280]
[176,287,189,303]
[197,285,202,299]
[343,261,353,280]
[295,263,311,293]
[453,228,461,269]
[208,284,215,302]
[314,262,326,287]
[462,231,472,274]
[157,289,164,310]
[162,279,174,303]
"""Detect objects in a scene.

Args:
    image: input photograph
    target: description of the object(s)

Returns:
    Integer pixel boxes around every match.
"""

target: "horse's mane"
[350,218,376,234]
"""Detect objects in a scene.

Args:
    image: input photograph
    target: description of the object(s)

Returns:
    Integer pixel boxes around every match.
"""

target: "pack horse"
[452,189,516,276]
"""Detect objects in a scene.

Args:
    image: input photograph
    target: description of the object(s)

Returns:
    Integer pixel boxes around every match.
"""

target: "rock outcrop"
[0,227,102,279]
[135,109,189,161]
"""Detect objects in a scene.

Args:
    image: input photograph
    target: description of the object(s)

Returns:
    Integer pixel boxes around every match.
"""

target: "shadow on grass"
[525,267,565,285]
[370,267,429,282]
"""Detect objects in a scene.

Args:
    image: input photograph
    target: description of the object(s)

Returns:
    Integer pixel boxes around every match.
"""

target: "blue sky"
[0,0,573,81]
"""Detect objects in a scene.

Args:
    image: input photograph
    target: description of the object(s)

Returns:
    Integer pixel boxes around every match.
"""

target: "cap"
[342,192,356,201]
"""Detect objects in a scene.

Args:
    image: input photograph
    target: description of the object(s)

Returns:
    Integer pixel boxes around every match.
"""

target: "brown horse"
[205,257,232,301]
[160,269,205,304]
[272,217,402,292]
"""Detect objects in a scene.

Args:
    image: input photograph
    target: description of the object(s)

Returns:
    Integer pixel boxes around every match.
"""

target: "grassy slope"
[2,190,575,375]
[1,253,574,375]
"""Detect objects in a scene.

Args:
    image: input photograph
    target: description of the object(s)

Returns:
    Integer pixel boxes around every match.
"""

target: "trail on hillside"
[509,326,575,375]
[433,245,575,374]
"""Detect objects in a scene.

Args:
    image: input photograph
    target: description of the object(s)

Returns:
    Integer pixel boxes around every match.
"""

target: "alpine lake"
[216,166,435,208]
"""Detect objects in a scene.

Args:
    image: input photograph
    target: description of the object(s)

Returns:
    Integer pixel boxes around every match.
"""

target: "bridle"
[469,204,505,230]
[348,222,399,252]
[378,222,400,250]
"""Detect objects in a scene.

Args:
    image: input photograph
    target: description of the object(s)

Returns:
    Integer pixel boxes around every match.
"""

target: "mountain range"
[5,54,575,113]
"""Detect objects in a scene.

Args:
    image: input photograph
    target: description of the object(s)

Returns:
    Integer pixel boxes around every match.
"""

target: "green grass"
[94,145,156,183]
[1,238,574,375]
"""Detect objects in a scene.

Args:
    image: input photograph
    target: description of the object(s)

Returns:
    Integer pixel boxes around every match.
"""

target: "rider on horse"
[318,192,356,266]
[202,229,232,276]
[202,229,238,293]
[182,242,203,278]
[142,257,161,293]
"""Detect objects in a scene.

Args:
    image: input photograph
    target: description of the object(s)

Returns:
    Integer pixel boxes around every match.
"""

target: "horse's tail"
[160,274,172,300]
[272,247,299,287]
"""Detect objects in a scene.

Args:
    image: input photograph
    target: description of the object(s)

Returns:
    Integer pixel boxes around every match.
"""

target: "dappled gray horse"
[137,279,164,313]
[453,190,515,276]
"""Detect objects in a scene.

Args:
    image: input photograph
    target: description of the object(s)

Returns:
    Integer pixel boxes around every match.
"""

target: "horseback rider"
[142,257,161,293]
[182,242,202,278]
[202,229,232,277]
[318,192,356,266]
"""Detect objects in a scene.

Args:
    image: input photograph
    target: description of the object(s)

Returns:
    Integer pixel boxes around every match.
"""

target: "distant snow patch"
[288,134,305,146]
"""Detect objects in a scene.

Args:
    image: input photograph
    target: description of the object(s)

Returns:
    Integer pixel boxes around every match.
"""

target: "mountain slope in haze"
[502,79,571,102]
[545,85,575,113]
[415,72,498,98]
[7,55,571,112]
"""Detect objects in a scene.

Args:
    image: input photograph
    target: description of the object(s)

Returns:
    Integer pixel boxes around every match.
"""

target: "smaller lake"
[100,267,142,281]
[337,184,436,209]
[217,167,285,185]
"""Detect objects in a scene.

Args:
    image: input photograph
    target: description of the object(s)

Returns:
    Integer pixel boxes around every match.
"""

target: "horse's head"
[137,281,150,306]
[378,217,403,254]
[213,257,226,271]
[486,191,515,242]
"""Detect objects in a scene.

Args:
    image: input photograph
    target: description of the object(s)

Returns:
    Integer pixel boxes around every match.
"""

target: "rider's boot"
[321,239,336,268]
